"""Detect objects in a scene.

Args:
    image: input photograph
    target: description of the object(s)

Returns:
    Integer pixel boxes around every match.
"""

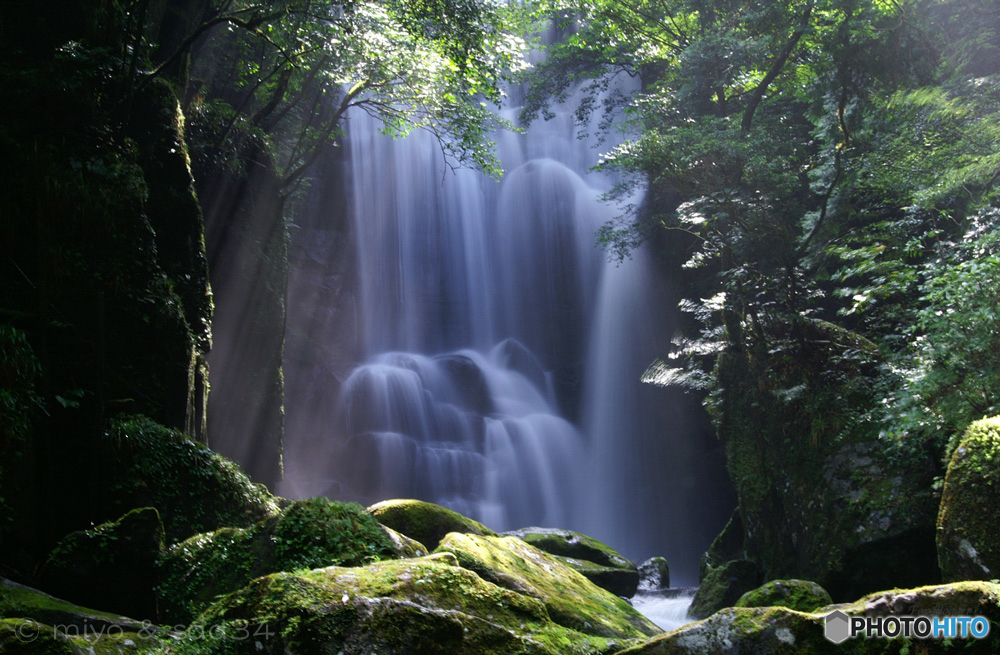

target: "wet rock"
[504,527,640,597]
[735,579,832,612]
[937,416,1000,582]
[368,499,496,550]
[614,581,1000,655]
[37,507,165,619]
[688,560,762,619]
[638,558,671,592]
[172,553,654,655]
[0,577,163,653]
[157,498,396,622]
[436,533,660,639]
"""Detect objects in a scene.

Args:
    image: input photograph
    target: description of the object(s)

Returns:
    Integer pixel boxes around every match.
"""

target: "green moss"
[380,525,429,558]
[505,527,633,569]
[504,528,639,597]
[169,554,638,655]
[688,559,761,619]
[638,557,671,591]
[699,510,744,581]
[0,580,165,654]
[157,497,396,622]
[435,533,660,640]
[38,507,164,618]
[617,581,1000,654]
[368,499,496,550]
[937,416,1000,582]
[102,415,279,545]
[44,507,165,571]
[711,333,940,599]
[735,579,833,612]
[1,618,76,655]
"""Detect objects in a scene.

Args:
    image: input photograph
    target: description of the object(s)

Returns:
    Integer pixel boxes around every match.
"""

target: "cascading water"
[281,72,734,584]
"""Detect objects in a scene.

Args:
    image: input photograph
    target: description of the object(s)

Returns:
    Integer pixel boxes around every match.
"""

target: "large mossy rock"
[687,559,761,619]
[367,499,495,550]
[436,532,660,639]
[699,509,744,580]
[158,497,397,622]
[505,527,640,597]
[937,417,1000,582]
[98,415,279,545]
[711,322,941,600]
[638,558,671,592]
[614,581,1000,655]
[735,579,832,613]
[0,577,165,654]
[169,553,654,655]
[37,507,165,619]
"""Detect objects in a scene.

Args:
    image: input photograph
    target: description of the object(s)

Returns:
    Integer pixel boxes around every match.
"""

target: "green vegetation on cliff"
[523,0,1000,592]
[937,417,1000,582]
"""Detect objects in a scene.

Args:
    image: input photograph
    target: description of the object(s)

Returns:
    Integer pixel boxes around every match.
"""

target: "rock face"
[937,416,1000,582]
[699,510,744,580]
[368,499,496,550]
[505,527,641,597]
[436,533,659,639]
[380,525,429,558]
[615,581,1000,655]
[710,320,941,600]
[735,579,832,613]
[171,552,659,655]
[687,560,762,620]
[157,498,397,622]
[638,558,671,592]
[37,508,165,620]
[98,415,280,546]
[0,577,163,654]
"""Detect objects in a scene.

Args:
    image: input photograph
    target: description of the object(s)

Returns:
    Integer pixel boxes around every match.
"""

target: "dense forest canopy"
[519,0,999,459]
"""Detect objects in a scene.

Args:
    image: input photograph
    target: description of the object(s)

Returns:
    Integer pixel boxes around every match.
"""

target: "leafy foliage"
[157,497,395,622]
[527,0,1000,457]
[170,0,531,189]
[104,415,280,545]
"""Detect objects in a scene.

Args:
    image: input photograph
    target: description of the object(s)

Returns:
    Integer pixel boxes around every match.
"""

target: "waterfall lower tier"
[281,83,735,584]
[328,346,580,530]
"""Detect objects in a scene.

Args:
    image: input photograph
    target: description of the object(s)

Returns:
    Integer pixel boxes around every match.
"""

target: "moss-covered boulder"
[688,559,761,619]
[735,579,832,612]
[169,553,653,655]
[937,416,1000,582]
[436,532,660,639]
[505,527,640,597]
[37,507,164,619]
[699,509,744,580]
[157,497,396,622]
[99,415,279,545]
[0,578,165,654]
[381,525,429,558]
[710,319,941,600]
[638,558,671,592]
[614,581,1000,655]
[367,499,495,550]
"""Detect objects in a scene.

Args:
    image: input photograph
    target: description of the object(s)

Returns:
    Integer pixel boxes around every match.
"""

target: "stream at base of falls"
[632,589,697,633]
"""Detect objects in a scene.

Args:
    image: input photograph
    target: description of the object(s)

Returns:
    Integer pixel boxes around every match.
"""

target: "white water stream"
[281,69,733,583]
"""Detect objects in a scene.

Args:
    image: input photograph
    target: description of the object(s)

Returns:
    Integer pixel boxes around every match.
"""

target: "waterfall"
[281,76,734,584]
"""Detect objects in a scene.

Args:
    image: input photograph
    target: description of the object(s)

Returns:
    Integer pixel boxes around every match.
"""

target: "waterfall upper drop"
[281,76,735,583]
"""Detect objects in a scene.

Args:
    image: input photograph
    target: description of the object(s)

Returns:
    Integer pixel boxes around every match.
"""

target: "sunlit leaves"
[187,0,528,186]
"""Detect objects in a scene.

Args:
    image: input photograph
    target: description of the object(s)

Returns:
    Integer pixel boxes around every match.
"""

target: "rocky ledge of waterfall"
[5,419,1000,655]
[7,432,1000,655]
